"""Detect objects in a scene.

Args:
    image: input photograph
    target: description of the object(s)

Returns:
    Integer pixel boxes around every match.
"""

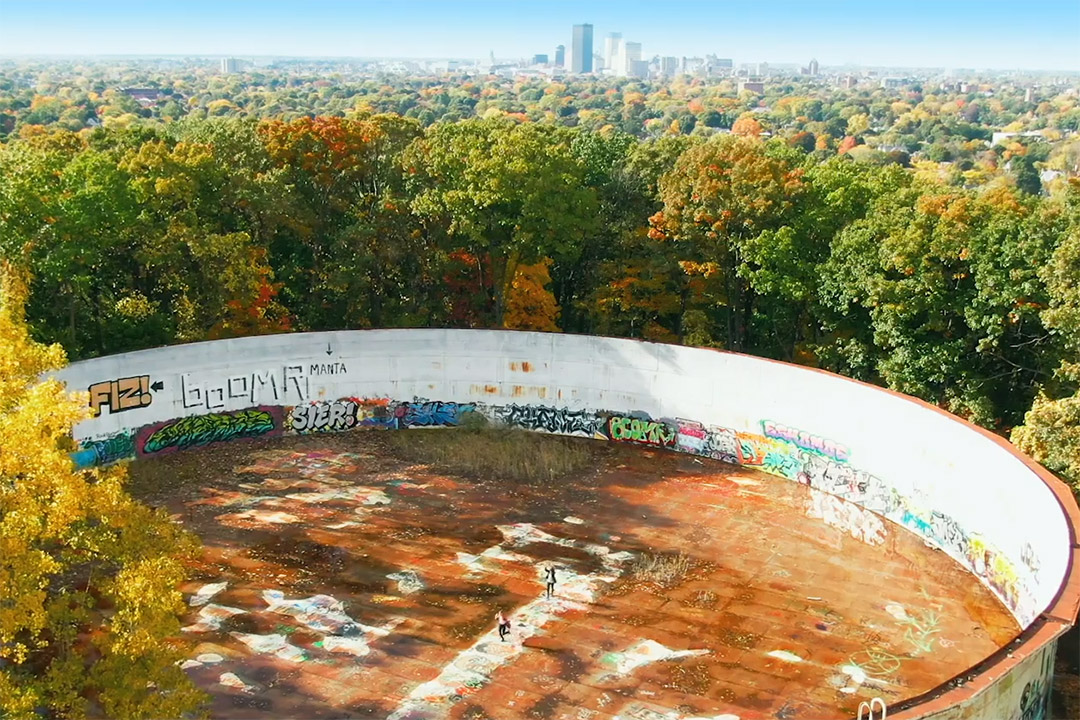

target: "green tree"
[404,118,600,325]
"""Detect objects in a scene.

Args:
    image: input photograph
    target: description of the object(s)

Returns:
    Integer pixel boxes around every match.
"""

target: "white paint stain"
[218,672,256,693]
[604,639,710,675]
[189,581,228,607]
[766,650,803,663]
[885,602,909,621]
[181,604,245,633]
[388,570,425,595]
[229,632,306,662]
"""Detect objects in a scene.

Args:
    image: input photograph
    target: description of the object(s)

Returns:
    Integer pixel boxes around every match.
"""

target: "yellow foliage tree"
[0,265,204,719]
[502,258,560,332]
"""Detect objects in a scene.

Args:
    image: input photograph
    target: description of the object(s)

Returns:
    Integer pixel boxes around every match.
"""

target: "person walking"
[497,611,511,641]
[545,565,557,598]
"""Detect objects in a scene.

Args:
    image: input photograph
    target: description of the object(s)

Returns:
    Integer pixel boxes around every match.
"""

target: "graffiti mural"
[181,366,308,410]
[88,375,160,415]
[806,488,887,546]
[762,420,850,462]
[702,426,740,464]
[288,399,361,434]
[72,431,136,468]
[494,404,601,436]
[139,407,280,455]
[606,415,677,448]
[400,400,475,428]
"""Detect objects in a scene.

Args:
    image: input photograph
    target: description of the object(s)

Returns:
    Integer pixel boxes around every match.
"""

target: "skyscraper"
[570,24,593,74]
[809,58,819,76]
[604,33,622,74]
[555,44,565,67]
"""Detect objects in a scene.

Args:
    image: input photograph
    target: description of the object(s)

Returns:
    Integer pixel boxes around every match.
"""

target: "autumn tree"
[649,135,805,350]
[0,264,204,718]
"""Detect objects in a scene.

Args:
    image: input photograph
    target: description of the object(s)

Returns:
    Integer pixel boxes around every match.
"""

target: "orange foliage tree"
[503,259,560,332]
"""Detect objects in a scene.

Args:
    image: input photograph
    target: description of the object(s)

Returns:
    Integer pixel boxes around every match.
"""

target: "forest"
[1,63,1078,493]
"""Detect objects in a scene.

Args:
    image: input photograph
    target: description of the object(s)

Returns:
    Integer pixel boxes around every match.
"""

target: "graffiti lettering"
[182,366,308,410]
[288,399,359,433]
[140,408,278,454]
[607,416,676,447]
[88,375,157,415]
[309,362,347,376]
[762,420,850,462]
[494,404,601,436]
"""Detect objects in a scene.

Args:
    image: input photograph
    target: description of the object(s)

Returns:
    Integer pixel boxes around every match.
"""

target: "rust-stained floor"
[134,433,1020,720]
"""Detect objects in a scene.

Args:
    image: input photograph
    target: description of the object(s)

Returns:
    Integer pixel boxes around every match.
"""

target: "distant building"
[569,24,594,73]
[554,44,565,67]
[808,58,819,76]
[660,56,678,77]
[532,54,549,65]
[738,79,765,94]
[618,41,641,77]
[880,77,904,89]
[756,61,769,77]
[604,33,622,73]
[121,88,166,105]
[220,57,242,74]
[991,130,1046,146]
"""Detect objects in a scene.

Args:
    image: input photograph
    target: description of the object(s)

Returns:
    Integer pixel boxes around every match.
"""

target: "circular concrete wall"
[51,329,1080,719]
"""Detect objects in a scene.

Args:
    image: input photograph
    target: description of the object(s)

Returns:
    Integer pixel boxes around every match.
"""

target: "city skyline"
[1,0,1078,71]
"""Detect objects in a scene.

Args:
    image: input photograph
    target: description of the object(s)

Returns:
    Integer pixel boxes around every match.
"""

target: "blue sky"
[1,0,1077,70]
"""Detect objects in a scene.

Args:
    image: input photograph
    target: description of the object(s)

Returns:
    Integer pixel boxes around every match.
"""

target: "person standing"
[497,611,511,641]
[545,565,557,598]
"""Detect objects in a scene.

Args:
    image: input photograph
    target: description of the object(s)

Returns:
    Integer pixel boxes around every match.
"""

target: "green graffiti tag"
[142,409,275,454]
[607,415,676,447]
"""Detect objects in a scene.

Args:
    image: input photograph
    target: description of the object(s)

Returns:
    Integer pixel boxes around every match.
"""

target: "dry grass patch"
[630,551,706,590]
[385,422,596,484]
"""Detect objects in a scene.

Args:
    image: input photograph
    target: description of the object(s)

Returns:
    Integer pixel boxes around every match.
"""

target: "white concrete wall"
[51,329,1074,632]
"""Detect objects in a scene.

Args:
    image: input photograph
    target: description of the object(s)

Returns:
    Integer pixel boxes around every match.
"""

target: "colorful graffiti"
[139,407,279,455]
[494,404,601,436]
[72,431,136,468]
[88,375,160,415]
[400,400,475,428]
[762,420,850,462]
[606,415,676,448]
[288,399,360,433]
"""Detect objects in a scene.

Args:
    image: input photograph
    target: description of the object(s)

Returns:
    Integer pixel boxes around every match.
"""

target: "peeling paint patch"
[602,639,710,675]
[189,581,228,607]
[387,570,425,595]
[219,672,256,693]
[182,604,245,633]
[230,632,306,662]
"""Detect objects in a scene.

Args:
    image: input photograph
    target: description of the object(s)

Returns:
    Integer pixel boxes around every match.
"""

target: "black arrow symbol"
[326,342,333,356]
[150,381,164,391]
